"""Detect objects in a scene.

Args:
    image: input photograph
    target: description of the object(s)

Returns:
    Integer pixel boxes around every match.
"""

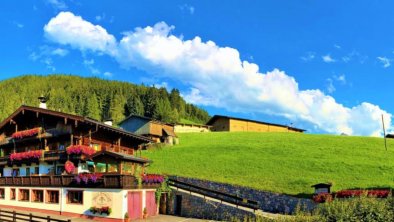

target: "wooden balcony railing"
[0,174,144,189]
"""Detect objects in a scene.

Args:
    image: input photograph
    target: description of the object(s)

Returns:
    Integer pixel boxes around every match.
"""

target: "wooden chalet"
[119,115,177,145]
[206,115,305,133]
[0,105,161,221]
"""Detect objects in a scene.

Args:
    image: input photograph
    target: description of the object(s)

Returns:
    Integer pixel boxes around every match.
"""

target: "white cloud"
[342,51,368,64]
[179,4,195,15]
[333,74,346,84]
[95,13,106,22]
[103,72,113,77]
[322,54,336,63]
[300,52,315,62]
[12,21,24,28]
[377,56,391,68]
[44,12,392,136]
[334,44,341,49]
[326,79,335,94]
[44,12,117,54]
[83,59,100,75]
[29,45,68,71]
[46,0,67,10]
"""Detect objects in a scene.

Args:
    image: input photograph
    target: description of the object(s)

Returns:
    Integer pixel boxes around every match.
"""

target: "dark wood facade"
[0,106,154,185]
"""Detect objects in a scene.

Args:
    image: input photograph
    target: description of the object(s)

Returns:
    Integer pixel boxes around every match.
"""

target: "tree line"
[0,75,210,125]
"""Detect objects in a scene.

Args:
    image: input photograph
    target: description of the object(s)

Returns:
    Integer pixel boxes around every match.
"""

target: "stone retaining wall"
[167,190,257,221]
[170,176,315,214]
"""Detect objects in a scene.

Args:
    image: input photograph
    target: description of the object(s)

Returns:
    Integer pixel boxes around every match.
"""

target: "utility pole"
[382,114,387,151]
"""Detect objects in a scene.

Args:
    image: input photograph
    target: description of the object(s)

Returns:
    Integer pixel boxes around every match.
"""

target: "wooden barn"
[206,115,305,133]
[119,115,178,145]
[174,123,211,133]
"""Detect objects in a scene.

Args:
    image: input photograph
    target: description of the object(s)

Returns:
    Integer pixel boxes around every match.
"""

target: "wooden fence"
[0,209,71,222]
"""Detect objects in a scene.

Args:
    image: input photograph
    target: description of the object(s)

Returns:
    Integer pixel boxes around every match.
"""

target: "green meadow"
[144,132,394,195]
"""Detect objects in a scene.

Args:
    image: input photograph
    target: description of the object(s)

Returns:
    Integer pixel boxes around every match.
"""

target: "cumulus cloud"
[44,12,392,136]
[44,12,117,54]
[322,54,336,63]
[377,56,391,68]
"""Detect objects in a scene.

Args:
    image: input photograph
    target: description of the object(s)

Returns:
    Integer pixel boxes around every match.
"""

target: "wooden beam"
[64,118,67,125]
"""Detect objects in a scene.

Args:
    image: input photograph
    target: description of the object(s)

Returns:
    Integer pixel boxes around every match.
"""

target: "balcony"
[0,174,158,189]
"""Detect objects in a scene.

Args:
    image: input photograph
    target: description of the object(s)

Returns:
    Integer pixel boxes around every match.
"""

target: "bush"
[294,196,394,222]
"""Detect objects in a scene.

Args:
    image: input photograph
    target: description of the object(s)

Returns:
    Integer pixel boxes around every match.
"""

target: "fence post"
[47,215,50,222]
[29,213,33,222]
[13,211,16,222]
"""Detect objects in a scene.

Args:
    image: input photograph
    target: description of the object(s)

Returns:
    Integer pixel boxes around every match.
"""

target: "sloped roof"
[0,105,153,143]
[206,115,306,132]
[118,114,174,126]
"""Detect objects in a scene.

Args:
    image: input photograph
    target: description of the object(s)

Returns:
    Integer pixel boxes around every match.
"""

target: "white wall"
[0,186,155,220]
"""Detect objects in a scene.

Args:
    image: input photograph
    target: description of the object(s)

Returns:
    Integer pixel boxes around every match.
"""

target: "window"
[32,190,43,202]
[67,190,83,204]
[107,163,118,173]
[26,168,30,176]
[46,190,59,204]
[56,166,65,175]
[34,167,39,175]
[12,169,19,177]
[19,189,29,201]
[10,189,15,200]
[95,163,106,173]
[0,189,4,199]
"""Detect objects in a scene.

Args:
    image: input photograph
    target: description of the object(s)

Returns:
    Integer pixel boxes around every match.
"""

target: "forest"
[0,75,210,125]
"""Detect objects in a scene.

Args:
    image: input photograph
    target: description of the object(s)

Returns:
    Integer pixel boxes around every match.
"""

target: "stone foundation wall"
[170,176,316,214]
[167,190,256,221]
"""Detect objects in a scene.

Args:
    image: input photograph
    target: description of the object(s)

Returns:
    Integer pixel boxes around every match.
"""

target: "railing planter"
[11,127,42,139]
[9,150,43,162]
[66,145,96,156]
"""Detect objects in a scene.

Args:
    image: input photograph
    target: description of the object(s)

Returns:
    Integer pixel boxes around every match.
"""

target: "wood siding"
[211,117,302,133]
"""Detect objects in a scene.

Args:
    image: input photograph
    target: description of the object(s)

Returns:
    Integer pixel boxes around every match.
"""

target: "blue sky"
[1,0,393,136]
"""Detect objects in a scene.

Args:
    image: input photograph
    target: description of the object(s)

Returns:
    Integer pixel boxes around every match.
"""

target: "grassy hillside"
[144,132,394,195]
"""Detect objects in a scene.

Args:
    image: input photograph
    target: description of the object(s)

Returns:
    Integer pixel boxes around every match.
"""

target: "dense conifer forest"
[0,75,210,125]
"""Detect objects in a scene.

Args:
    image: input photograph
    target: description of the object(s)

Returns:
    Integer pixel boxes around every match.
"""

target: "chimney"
[104,119,113,126]
[38,95,47,109]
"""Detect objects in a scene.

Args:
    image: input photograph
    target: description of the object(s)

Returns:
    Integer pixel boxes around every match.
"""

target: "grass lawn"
[143,132,394,195]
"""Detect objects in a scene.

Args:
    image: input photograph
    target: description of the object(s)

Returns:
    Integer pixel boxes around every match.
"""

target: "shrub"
[293,195,394,222]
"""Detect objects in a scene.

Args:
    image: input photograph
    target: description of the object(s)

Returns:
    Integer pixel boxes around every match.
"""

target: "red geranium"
[65,160,75,174]
[12,127,42,139]
[335,189,390,198]
[10,150,43,161]
[66,145,96,156]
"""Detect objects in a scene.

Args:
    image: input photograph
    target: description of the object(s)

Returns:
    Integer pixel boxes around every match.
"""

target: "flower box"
[142,174,164,184]
[12,128,42,139]
[66,145,96,156]
[10,150,43,162]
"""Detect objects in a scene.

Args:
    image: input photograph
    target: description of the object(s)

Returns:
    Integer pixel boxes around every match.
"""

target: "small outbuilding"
[119,115,178,145]
[311,183,332,194]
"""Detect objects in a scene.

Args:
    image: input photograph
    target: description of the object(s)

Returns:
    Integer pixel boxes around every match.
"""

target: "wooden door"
[146,191,157,216]
[128,191,142,219]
